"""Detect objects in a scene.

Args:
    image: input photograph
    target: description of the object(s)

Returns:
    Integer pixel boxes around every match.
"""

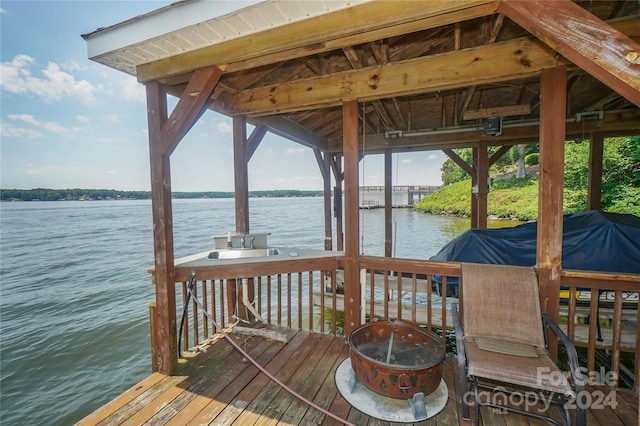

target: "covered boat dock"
[81,0,640,424]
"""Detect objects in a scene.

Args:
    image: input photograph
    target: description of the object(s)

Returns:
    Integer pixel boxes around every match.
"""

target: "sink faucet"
[240,233,246,248]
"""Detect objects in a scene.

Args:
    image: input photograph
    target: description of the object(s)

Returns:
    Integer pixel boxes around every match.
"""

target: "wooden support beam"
[498,0,640,107]
[343,100,360,335]
[146,80,177,375]
[233,116,249,234]
[443,148,475,176]
[489,144,512,166]
[587,132,604,211]
[384,148,393,258]
[318,152,333,251]
[246,125,268,162]
[471,147,479,229]
[328,109,640,154]
[476,142,489,229]
[160,66,223,156]
[537,67,567,358]
[462,103,531,120]
[332,156,344,252]
[224,37,559,116]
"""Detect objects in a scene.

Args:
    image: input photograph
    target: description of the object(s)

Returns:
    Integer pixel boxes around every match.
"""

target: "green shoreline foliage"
[0,188,323,202]
[417,136,640,221]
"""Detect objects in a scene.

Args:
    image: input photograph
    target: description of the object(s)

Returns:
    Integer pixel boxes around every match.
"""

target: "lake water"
[0,197,492,425]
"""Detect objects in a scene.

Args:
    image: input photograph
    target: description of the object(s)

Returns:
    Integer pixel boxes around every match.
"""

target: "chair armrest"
[541,312,584,391]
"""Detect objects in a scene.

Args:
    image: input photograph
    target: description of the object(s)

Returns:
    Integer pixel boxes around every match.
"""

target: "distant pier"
[359,185,441,208]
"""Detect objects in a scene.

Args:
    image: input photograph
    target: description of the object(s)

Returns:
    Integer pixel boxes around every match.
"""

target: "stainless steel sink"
[208,247,280,260]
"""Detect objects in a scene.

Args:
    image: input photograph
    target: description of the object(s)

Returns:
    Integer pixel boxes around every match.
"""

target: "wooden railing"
[561,269,640,388]
[173,256,343,352]
[166,255,638,389]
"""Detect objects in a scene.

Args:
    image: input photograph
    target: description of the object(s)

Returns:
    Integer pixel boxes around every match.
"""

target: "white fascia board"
[85,0,261,59]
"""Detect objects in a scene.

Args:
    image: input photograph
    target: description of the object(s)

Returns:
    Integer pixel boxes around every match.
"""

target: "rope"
[185,270,356,426]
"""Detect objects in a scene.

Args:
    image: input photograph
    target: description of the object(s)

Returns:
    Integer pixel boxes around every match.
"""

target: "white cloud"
[104,114,122,123]
[427,153,439,160]
[120,77,146,103]
[285,148,305,155]
[0,120,43,139]
[8,113,40,126]
[0,54,98,105]
[76,115,90,123]
[401,158,412,164]
[43,121,71,134]
[215,119,232,134]
[0,8,7,14]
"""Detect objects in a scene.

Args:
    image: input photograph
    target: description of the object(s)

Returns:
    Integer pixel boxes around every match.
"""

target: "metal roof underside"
[84,0,640,154]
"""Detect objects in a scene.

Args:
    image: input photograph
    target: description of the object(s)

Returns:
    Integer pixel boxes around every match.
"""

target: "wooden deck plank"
[97,374,188,426]
[155,335,273,425]
[276,335,347,425]
[298,342,351,425]
[181,330,301,426]
[231,332,324,425]
[254,334,337,425]
[75,372,166,426]
[206,328,307,425]
[78,329,638,426]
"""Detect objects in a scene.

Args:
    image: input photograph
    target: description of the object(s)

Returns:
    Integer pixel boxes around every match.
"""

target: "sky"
[0,0,446,192]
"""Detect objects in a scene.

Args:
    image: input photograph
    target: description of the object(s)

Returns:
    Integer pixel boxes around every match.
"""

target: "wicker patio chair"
[452,262,586,426]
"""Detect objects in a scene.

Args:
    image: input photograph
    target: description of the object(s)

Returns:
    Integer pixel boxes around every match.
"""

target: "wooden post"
[233,116,250,234]
[384,148,393,257]
[315,149,333,251]
[587,132,604,211]
[333,156,344,252]
[232,115,252,323]
[537,66,567,359]
[471,146,479,228]
[146,80,177,374]
[476,141,489,229]
[343,99,361,335]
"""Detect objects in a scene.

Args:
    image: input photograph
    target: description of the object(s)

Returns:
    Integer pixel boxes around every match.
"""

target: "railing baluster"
[210,279,217,333]
[201,280,208,340]
[267,275,272,325]
[308,271,313,331]
[277,274,282,327]
[192,282,199,346]
[298,272,302,330]
[441,276,447,342]
[397,272,402,320]
[219,279,226,329]
[287,273,292,329]
[587,290,599,380]
[369,269,374,321]
[411,273,417,325]
[568,286,576,341]
[384,270,389,318]
[427,274,433,329]
[331,270,337,335]
[612,290,623,386]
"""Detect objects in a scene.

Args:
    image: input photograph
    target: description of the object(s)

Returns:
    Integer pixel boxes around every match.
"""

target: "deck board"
[77,328,638,426]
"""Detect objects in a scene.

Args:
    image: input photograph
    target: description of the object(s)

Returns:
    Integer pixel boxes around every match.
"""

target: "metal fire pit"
[349,319,445,399]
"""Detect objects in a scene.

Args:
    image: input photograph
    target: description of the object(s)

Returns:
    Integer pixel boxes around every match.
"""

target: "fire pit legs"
[409,392,427,419]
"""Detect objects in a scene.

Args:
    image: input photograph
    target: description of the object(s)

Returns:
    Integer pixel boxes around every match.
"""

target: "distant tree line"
[0,188,324,202]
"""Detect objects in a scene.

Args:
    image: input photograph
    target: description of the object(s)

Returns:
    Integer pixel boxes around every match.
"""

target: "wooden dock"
[77,327,637,425]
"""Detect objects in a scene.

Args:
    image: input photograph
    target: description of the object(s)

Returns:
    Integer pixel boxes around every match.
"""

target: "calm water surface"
[0,198,509,425]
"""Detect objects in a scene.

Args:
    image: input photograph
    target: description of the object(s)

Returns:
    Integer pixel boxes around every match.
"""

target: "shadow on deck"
[77,328,637,425]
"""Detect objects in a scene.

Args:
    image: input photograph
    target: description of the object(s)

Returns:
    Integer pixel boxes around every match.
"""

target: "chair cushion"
[466,339,575,396]
[471,336,539,358]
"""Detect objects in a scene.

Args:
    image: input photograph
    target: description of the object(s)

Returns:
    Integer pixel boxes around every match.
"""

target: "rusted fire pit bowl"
[349,319,445,399]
